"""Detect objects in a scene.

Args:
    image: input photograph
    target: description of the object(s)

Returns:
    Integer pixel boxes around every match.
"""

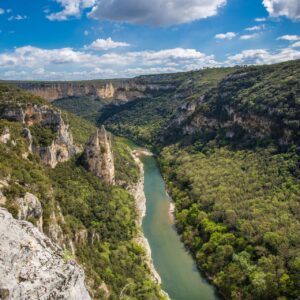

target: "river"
[141,155,219,300]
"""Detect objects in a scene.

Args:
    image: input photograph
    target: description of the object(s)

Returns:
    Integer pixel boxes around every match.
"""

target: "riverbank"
[130,149,170,299]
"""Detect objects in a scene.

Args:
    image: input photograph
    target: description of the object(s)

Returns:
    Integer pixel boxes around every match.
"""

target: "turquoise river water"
[141,155,219,300]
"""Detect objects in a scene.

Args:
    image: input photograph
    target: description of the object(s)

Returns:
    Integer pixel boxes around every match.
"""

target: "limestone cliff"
[16,78,177,103]
[83,126,115,184]
[0,208,91,300]
[0,104,78,167]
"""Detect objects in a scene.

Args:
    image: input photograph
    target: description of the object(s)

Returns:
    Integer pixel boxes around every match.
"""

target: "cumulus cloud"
[8,15,27,21]
[215,32,236,40]
[240,33,259,40]
[255,17,267,22]
[47,0,96,21]
[291,41,300,48]
[0,8,5,15]
[84,38,130,50]
[277,35,300,41]
[246,25,263,31]
[88,0,227,26]
[262,0,300,20]
[0,46,218,80]
[1,44,299,80]
[227,47,300,65]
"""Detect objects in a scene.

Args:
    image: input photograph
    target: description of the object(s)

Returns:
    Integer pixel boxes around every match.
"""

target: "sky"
[0,0,300,80]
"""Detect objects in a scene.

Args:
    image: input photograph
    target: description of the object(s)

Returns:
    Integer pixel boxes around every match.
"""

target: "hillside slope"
[0,84,165,299]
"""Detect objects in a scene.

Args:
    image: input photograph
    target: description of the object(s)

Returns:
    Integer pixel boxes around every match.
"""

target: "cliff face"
[83,126,115,184]
[0,104,78,167]
[16,79,177,103]
[0,208,91,300]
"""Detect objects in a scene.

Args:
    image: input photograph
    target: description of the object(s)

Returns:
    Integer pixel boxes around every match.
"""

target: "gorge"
[1,59,300,300]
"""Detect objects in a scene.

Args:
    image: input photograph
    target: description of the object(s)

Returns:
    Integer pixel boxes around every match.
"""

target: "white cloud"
[215,32,236,40]
[1,44,299,81]
[240,33,259,40]
[8,15,27,21]
[84,38,130,50]
[88,0,227,26]
[291,41,300,48]
[246,25,263,31]
[84,30,89,36]
[47,0,96,21]
[262,0,300,20]
[255,17,267,22]
[0,46,218,80]
[227,47,300,65]
[0,8,5,15]
[277,35,300,41]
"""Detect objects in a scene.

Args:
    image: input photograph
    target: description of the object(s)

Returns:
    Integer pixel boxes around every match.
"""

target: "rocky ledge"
[0,208,91,300]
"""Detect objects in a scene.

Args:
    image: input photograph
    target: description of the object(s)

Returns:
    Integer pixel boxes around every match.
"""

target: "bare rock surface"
[0,208,91,300]
[0,128,10,144]
[17,80,176,103]
[84,126,115,184]
[15,192,43,232]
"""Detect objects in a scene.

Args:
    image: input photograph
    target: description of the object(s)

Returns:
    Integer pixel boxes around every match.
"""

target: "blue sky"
[0,0,299,80]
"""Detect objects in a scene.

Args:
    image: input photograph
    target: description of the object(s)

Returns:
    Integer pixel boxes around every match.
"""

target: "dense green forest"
[160,145,300,299]
[54,96,109,124]
[0,85,165,300]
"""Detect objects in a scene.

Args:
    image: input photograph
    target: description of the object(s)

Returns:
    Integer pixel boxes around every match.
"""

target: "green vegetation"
[30,124,57,147]
[113,137,139,186]
[61,110,97,145]
[160,145,300,299]
[54,97,108,124]
[102,68,236,146]
[49,159,163,299]
[0,84,45,106]
[174,60,300,149]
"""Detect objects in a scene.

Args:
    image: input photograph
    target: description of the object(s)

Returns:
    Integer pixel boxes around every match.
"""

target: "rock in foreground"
[0,208,91,300]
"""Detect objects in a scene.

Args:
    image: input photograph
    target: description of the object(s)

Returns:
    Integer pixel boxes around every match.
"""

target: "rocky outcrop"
[15,192,43,232]
[74,229,88,245]
[0,128,10,144]
[0,180,8,205]
[0,104,78,167]
[0,208,91,300]
[97,82,115,99]
[33,117,78,168]
[48,206,76,255]
[83,126,115,184]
